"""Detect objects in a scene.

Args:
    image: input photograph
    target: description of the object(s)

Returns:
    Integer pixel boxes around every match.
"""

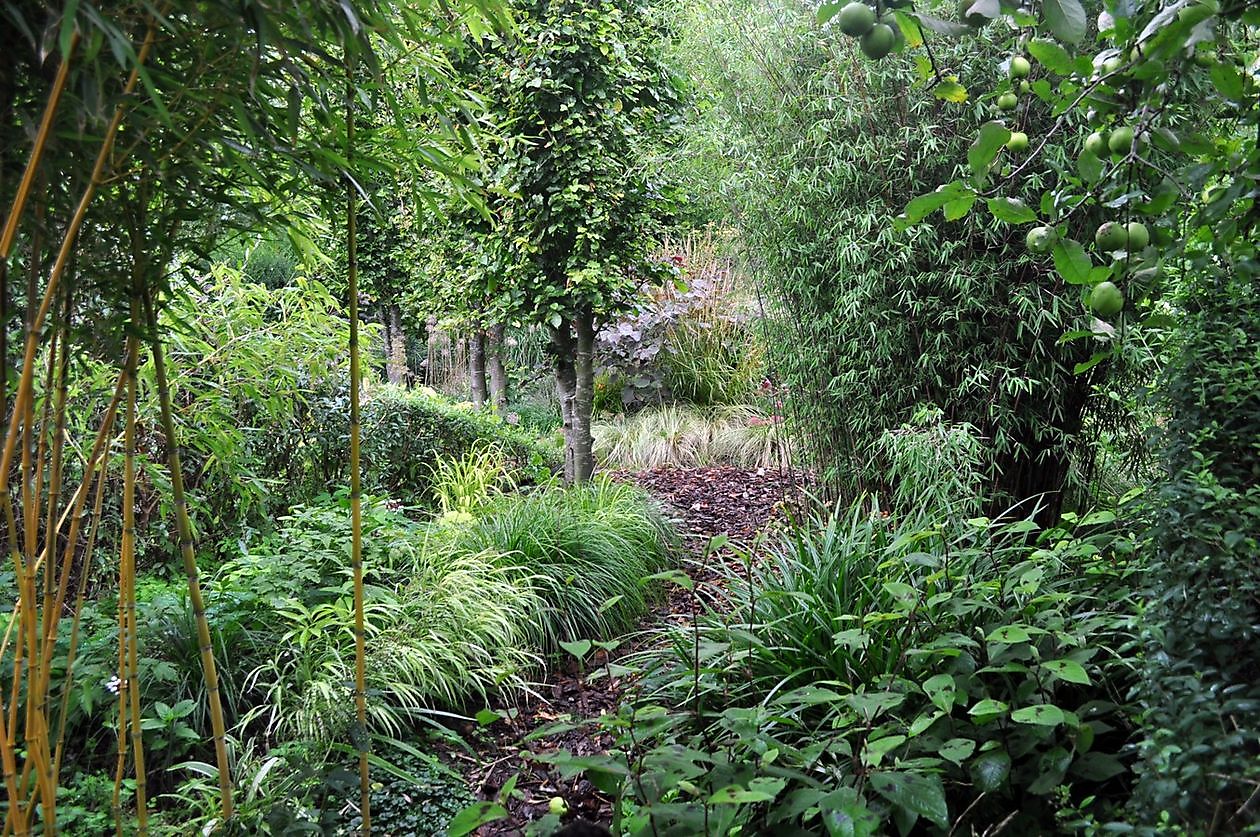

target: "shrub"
[360,385,557,503]
[429,442,517,517]
[536,497,1142,833]
[877,406,986,518]
[342,749,475,836]
[595,233,764,410]
[439,478,679,651]
[1134,277,1260,827]
[674,0,1140,517]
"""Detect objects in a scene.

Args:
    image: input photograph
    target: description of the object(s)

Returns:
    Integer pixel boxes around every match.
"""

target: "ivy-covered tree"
[482,0,682,482]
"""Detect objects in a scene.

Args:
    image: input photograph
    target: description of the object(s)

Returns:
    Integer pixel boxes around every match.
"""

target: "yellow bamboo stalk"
[52,443,113,780]
[0,28,154,830]
[141,288,234,823]
[40,367,126,662]
[114,318,148,834]
[346,64,371,836]
[31,294,71,832]
[0,33,79,259]
[0,22,157,529]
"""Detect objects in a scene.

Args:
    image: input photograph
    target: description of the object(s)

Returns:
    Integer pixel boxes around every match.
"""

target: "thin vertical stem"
[121,309,148,834]
[111,332,138,836]
[141,288,234,822]
[346,62,371,836]
[52,445,113,780]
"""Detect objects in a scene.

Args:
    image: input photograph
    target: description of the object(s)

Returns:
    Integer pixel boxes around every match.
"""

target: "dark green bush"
[674,0,1138,518]
[360,386,557,503]
[1134,277,1260,828]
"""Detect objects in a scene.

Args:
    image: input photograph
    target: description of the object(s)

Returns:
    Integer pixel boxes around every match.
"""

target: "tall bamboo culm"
[345,62,372,836]
[0,22,155,834]
[141,288,235,821]
[1,13,236,832]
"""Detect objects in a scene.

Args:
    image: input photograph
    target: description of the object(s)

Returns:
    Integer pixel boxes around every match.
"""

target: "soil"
[445,466,806,836]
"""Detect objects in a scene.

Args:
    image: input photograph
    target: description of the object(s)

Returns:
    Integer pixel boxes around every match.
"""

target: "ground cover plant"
[531,495,1143,834]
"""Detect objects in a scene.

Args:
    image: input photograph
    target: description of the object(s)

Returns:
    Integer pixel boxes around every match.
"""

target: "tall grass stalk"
[345,65,371,835]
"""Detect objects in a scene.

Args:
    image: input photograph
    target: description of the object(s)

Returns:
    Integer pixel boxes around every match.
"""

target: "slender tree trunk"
[384,304,408,385]
[553,321,577,484]
[573,307,596,483]
[487,323,508,411]
[469,327,488,408]
[424,314,439,387]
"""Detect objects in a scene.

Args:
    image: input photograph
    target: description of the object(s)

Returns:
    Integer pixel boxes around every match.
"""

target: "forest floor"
[444,466,805,835]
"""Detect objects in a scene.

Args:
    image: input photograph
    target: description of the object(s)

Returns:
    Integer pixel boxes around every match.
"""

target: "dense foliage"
[538,497,1142,833]
[673,0,1123,517]
[2,0,1257,833]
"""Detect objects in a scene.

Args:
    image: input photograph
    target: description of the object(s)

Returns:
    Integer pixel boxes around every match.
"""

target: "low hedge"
[360,385,558,501]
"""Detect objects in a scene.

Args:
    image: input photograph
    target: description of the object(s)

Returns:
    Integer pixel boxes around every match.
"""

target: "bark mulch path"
[445,466,804,836]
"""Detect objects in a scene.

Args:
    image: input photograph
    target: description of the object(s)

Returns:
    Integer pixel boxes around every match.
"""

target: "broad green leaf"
[986,624,1032,643]
[710,777,786,804]
[903,182,969,224]
[559,639,592,659]
[1026,39,1075,74]
[474,709,502,726]
[908,710,942,737]
[934,77,969,103]
[869,772,949,829]
[781,685,848,705]
[448,802,508,836]
[1077,149,1104,183]
[1011,704,1067,726]
[964,0,999,20]
[642,569,693,590]
[1043,0,1087,43]
[940,738,976,765]
[968,122,1011,179]
[1042,659,1091,685]
[1052,239,1093,285]
[863,734,908,766]
[912,13,977,37]
[845,691,905,721]
[922,673,958,713]
[944,192,977,221]
[893,11,924,47]
[1210,62,1244,101]
[968,698,1009,721]
[986,197,1037,224]
[1080,509,1116,525]
[1074,350,1112,374]
[817,2,842,24]
[970,749,1012,791]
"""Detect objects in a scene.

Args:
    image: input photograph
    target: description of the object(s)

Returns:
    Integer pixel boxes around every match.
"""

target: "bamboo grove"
[0,1,510,832]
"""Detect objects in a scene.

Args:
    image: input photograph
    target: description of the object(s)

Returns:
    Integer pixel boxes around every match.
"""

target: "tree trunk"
[469,328,488,408]
[572,307,596,483]
[384,304,408,386]
[487,323,508,412]
[553,321,577,484]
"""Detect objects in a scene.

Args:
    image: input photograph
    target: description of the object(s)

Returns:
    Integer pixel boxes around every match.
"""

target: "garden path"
[448,466,802,835]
